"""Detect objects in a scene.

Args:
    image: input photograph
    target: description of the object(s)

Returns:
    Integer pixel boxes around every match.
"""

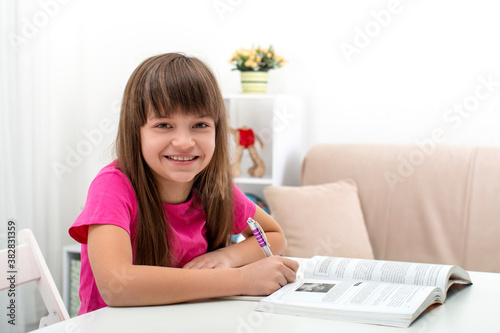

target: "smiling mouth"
[166,156,198,161]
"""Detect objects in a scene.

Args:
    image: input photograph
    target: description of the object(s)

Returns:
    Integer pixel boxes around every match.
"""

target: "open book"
[255,256,472,328]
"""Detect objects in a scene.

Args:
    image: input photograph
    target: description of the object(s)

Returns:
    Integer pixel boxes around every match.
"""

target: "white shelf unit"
[224,94,303,201]
[62,244,81,316]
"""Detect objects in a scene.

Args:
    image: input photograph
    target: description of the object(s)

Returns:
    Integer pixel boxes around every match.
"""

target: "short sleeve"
[69,164,137,244]
[232,184,256,235]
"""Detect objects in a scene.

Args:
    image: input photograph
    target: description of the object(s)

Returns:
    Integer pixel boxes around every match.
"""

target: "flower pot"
[240,71,268,94]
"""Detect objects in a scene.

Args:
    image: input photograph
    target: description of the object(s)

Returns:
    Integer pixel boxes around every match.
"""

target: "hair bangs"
[142,55,223,123]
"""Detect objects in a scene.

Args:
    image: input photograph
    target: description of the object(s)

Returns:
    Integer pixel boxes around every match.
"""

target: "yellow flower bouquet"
[229,45,285,72]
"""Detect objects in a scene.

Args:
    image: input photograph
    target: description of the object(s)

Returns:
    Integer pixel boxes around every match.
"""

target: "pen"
[247,217,273,257]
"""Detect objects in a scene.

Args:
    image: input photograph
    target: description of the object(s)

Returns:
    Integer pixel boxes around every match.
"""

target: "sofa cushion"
[263,179,374,259]
[300,144,500,273]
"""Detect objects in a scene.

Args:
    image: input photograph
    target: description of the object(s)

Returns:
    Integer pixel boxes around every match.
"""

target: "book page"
[258,278,442,327]
[279,280,438,310]
[303,256,470,294]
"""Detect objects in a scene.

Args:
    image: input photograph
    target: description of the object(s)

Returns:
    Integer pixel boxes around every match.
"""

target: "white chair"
[0,229,70,328]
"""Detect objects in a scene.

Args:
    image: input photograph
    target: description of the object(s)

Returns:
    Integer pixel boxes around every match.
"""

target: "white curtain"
[1,0,68,331]
[1,2,38,332]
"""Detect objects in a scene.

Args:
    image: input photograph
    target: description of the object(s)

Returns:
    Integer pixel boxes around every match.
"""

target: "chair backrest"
[0,229,70,328]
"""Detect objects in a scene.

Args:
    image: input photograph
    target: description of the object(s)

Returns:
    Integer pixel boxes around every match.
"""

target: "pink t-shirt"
[69,161,255,315]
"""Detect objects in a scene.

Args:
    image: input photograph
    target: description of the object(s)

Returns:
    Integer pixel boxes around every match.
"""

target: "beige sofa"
[264,144,500,273]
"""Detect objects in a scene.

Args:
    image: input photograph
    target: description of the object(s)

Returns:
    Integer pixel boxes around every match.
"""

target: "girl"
[69,53,298,314]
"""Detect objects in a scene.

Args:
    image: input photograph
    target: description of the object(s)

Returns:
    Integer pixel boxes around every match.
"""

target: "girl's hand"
[238,256,299,296]
[183,250,232,269]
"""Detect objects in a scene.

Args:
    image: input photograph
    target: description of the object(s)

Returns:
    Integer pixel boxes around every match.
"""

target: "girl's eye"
[156,123,171,129]
[194,123,209,128]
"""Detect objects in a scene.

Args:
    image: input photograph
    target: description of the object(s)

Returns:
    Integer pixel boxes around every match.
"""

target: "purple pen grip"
[251,228,266,247]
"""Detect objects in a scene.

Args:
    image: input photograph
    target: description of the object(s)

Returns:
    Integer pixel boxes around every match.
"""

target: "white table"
[32,271,500,333]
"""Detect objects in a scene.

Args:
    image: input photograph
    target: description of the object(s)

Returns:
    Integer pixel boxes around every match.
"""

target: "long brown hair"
[115,53,234,267]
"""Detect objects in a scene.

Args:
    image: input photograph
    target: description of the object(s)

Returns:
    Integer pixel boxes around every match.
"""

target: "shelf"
[63,244,81,317]
[234,177,273,185]
[224,94,302,200]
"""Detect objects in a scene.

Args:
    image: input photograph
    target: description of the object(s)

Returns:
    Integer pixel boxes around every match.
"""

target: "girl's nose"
[172,129,195,148]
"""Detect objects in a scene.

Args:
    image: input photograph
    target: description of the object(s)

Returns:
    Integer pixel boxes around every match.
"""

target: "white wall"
[8,0,500,289]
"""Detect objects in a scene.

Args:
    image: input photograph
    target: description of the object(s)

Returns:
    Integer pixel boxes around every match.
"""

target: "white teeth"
[168,156,196,161]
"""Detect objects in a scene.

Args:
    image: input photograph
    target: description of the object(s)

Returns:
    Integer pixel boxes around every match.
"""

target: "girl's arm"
[183,205,288,269]
[88,223,298,307]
